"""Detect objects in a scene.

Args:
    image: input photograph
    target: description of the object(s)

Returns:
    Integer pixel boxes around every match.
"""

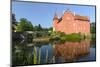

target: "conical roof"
[53,13,58,20]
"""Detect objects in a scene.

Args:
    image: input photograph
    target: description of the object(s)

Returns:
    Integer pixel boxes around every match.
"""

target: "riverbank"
[50,32,84,42]
[32,32,93,43]
[33,37,50,42]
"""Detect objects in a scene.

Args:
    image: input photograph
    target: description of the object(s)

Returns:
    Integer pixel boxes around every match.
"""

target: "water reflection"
[54,39,90,63]
[12,39,96,66]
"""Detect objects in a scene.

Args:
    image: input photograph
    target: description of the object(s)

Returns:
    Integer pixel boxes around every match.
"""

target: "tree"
[16,18,33,32]
[28,21,34,31]
[12,14,17,25]
[38,24,42,31]
[90,22,96,33]
[33,24,42,31]
[12,14,17,32]
[48,27,53,31]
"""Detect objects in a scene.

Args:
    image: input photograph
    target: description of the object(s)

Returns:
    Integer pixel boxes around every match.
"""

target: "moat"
[12,39,96,66]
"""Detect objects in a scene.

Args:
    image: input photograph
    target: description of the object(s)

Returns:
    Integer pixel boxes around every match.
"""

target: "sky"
[12,1,96,28]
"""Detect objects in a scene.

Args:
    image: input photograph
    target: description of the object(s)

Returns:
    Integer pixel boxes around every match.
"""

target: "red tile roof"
[74,15,90,21]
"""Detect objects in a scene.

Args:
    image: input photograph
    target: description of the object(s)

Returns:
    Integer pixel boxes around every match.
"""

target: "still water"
[12,39,96,66]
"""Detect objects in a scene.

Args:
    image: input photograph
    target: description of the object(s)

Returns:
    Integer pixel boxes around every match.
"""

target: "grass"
[33,37,50,42]
[61,33,82,42]
[32,32,92,42]
[50,32,83,42]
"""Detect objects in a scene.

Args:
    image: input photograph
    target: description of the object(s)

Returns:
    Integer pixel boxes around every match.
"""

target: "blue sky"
[12,1,96,28]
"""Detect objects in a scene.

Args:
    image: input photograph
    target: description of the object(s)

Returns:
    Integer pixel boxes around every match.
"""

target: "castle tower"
[53,13,59,31]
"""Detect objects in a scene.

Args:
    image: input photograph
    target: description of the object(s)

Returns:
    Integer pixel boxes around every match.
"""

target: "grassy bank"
[33,37,50,42]
[50,32,85,42]
[32,32,94,43]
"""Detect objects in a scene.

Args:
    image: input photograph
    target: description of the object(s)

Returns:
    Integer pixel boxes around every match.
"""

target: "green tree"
[12,14,17,32]
[37,24,42,31]
[48,27,53,31]
[12,14,17,25]
[33,24,42,31]
[90,22,96,33]
[28,21,34,31]
[16,18,33,32]
[90,22,96,40]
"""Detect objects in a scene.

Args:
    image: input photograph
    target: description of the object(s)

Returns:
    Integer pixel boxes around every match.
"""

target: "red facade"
[53,10,90,35]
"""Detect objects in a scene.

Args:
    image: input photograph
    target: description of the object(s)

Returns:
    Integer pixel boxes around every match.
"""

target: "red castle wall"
[53,10,90,35]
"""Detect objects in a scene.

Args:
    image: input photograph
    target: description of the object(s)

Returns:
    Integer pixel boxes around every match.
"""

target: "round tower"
[53,13,59,31]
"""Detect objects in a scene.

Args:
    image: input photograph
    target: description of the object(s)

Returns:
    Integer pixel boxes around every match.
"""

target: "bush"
[64,33,81,42]
[50,32,82,42]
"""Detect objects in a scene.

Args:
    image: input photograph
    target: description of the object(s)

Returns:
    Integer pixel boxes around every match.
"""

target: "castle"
[53,10,90,35]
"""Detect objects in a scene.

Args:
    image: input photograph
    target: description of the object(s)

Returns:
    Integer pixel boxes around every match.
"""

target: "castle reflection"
[53,39,90,62]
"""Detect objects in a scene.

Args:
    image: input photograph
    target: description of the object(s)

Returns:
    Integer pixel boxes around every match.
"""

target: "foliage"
[91,33,96,40]
[63,33,82,42]
[12,14,17,25]
[16,18,33,32]
[90,22,96,34]
[90,22,96,40]
[33,24,42,31]
[50,32,82,42]
[12,14,18,32]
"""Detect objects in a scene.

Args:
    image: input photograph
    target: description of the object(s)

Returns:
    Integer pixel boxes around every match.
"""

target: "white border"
[0,0,100,67]
[0,0,10,67]
[22,0,96,5]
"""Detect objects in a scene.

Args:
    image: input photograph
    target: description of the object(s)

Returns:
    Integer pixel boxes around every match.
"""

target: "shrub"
[50,32,82,42]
